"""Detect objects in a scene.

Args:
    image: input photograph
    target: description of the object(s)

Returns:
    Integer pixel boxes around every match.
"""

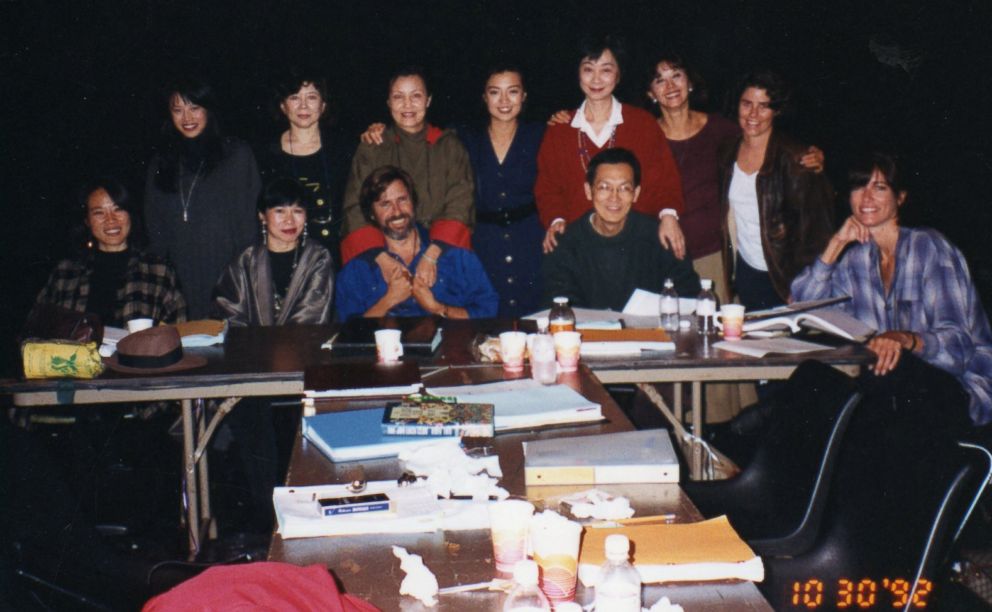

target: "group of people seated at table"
[31,34,992,436]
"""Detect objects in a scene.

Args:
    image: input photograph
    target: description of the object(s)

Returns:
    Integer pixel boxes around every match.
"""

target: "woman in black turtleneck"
[35,178,187,326]
[144,77,260,319]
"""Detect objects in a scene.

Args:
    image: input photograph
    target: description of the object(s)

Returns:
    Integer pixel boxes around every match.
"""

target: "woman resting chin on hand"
[791,150,992,427]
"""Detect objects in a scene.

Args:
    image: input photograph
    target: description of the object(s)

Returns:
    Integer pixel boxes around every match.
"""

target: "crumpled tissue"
[399,444,508,501]
[561,489,634,520]
[392,545,439,607]
[647,596,684,612]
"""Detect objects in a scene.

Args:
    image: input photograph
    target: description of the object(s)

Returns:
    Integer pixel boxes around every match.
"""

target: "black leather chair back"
[685,360,861,556]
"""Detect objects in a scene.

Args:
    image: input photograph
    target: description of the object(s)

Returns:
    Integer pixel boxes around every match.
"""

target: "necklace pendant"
[183,209,188,222]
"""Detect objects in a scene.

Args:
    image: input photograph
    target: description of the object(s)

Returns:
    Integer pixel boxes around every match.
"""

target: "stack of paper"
[577,515,764,585]
[579,328,674,356]
[713,337,831,358]
[426,380,602,431]
[273,482,489,539]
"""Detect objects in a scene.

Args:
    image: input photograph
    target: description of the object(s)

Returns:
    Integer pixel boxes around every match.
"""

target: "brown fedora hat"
[105,326,206,374]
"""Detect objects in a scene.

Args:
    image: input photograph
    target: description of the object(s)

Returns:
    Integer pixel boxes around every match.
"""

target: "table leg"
[673,382,683,425]
[691,381,704,480]
[195,399,216,540]
[181,398,200,557]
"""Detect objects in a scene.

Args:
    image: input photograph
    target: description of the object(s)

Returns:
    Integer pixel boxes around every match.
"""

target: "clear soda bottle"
[548,297,576,334]
[530,317,557,385]
[659,278,679,331]
[594,534,642,612]
[503,559,551,611]
[695,278,718,335]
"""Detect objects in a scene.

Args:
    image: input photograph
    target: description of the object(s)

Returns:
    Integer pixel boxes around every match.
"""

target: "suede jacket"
[718,129,835,300]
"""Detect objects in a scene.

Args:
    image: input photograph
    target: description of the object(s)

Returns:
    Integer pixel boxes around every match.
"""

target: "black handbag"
[21,303,104,344]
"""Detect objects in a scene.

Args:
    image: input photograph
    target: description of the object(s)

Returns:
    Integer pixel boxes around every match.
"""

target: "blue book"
[302,407,461,463]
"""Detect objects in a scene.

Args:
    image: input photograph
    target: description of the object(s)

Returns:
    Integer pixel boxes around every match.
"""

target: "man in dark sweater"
[542,148,700,310]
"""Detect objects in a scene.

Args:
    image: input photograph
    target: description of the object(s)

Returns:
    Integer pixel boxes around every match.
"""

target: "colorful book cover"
[381,399,495,437]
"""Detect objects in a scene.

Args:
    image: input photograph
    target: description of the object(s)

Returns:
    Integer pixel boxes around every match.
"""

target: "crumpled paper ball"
[392,545,439,607]
[561,489,635,520]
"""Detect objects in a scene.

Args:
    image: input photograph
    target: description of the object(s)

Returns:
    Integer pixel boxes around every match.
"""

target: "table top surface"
[268,365,772,611]
[1,319,870,397]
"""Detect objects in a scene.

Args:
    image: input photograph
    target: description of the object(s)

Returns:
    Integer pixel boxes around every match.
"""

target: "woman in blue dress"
[458,65,545,317]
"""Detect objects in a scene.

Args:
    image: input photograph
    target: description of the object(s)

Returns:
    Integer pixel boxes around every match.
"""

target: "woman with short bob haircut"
[212,177,333,326]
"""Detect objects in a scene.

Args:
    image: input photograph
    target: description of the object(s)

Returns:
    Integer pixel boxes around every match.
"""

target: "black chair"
[759,411,992,611]
[684,360,862,557]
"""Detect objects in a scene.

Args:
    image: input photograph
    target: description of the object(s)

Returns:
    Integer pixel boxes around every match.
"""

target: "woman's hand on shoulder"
[360,123,387,146]
[543,220,566,253]
[658,216,686,259]
[547,109,573,126]
[798,146,825,173]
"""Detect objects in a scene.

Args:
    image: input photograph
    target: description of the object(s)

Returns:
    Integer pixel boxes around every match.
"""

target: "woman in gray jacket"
[212,177,333,325]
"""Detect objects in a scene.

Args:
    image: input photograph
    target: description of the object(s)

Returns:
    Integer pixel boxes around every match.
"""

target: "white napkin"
[399,444,508,501]
[561,489,634,520]
[392,546,439,607]
[647,596,685,612]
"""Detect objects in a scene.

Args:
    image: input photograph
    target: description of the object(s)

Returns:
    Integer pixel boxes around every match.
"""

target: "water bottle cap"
[700,279,713,289]
[605,534,630,558]
[512,559,539,585]
[554,604,583,612]
[553,296,569,305]
[663,278,674,288]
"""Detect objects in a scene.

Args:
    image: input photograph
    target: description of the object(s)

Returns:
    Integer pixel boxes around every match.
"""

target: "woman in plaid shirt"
[792,151,992,427]
[35,178,187,327]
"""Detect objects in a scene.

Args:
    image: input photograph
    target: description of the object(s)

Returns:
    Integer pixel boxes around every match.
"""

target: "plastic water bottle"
[659,278,680,331]
[531,317,557,385]
[548,297,576,334]
[594,534,642,611]
[503,559,551,611]
[696,278,718,335]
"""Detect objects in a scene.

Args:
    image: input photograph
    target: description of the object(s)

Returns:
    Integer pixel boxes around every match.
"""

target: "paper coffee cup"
[127,318,154,333]
[499,331,527,373]
[716,304,746,341]
[530,510,583,605]
[489,499,534,573]
[374,329,403,363]
[553,331,581,373]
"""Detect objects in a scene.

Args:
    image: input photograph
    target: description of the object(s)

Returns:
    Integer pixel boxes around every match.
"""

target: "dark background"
[2,0,991,375]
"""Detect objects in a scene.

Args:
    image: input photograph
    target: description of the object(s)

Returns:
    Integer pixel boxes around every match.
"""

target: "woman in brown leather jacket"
[718,71,834,309]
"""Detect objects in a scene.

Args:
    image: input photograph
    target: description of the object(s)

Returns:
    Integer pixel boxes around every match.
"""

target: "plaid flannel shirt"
[36,249,187,326]
[792,227,992,425]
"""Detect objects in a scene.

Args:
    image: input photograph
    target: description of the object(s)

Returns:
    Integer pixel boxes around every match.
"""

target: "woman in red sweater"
[536,35,685,256]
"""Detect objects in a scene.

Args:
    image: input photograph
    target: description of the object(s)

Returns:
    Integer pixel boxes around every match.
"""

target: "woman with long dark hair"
[144,77,259,319]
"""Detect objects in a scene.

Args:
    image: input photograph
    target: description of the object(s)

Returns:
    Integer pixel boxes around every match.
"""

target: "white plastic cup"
[530,511,583,605]
[374,329,403,363]
[126,318,154,333]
